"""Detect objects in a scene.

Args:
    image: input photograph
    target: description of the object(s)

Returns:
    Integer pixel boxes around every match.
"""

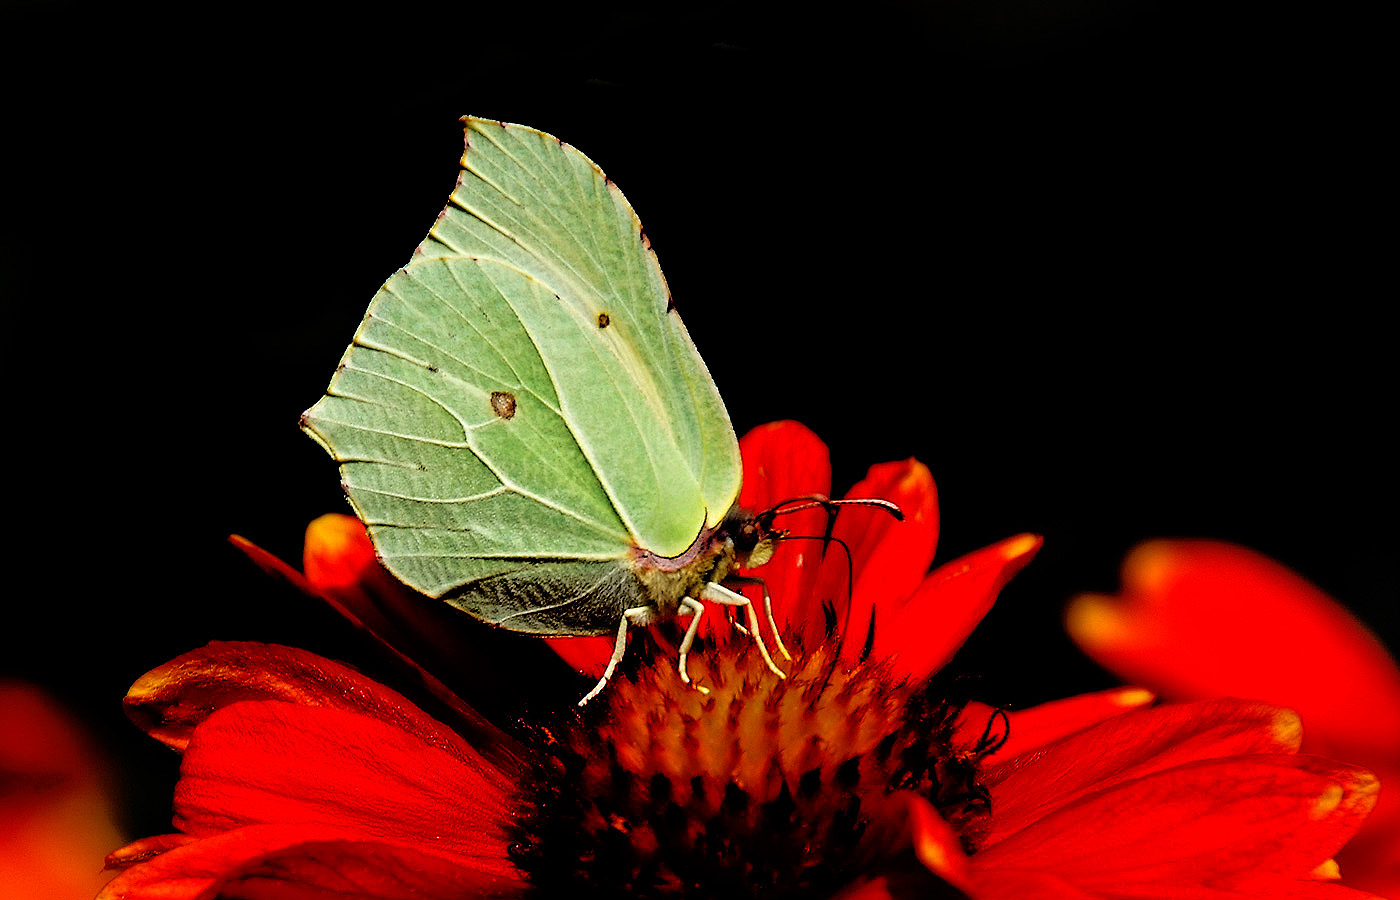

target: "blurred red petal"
[98,824,526,900]
[1,683,126,900]
[302,513,380,591]
[173,700,514,872]
[983,698,1304,845]
[299,515,440,651]
[974,755,1378,892]
[817,459,939,663]
[1066,539,1400,764]
[1067,540,1400,896]
[875,534,1042,682]
[956,687,1156,761]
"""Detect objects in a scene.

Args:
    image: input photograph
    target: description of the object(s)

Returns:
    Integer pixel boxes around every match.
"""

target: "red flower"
[103,422,1382,899]
[1067,540,1400,896]
[100,643,529,899]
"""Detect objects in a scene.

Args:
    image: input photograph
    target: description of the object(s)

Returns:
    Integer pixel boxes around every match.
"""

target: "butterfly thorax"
[628,507,777,617]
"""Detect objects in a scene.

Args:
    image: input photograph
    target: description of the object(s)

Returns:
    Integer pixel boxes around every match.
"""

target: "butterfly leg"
[676,595,712,695]
[724,575,792,662]
[578,605,655,706]
[728,606,750,636]
[702,583,787,679]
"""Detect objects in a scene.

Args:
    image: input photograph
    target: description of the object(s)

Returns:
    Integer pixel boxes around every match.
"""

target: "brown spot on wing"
[490,390,517,419]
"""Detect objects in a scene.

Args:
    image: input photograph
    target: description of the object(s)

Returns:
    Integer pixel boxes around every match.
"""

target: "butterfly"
[302,117,894,703]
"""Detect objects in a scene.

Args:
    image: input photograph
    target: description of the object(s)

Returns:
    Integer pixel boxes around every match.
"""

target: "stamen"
[519,642,993,896]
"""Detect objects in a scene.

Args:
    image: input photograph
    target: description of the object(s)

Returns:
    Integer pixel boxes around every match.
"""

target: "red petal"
[903,793,974,894]
[737,420,833,514]
[874,534,1042,682]
[829,876,900,900]
[814,459,939,663]
[969,871,1102,900]
[1066,539,1400,766]
[831,794,974,899]
[830,867,973,900]
[231,534,534,771]
[973,870,1383,900]
[547,635,617,677]
[982,698,1304,845]
[1334,760,1400,897]
[123,643,505,781]
[736,421,833,643]
[105,833,198,871]
[956,687,1156,761]
[1066,541,1400,896]
[173,700,514,868]
[97,824,527,900]
[974,755,1379,892]
[1212,877,1391,899]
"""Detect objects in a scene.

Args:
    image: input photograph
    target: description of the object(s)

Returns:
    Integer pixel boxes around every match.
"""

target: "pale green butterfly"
[301,117,805,704]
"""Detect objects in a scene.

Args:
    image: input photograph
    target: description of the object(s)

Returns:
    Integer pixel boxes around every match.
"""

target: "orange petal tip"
[1271,707,1305,748]
[303,513,376,589]
[1311,782,1348,820]
[1112,687,1157,708]
[1001,532,1043,561]
[1120,538,1181,596]
[902,794,974,893]
[890,457,935,496]
[1064,593,1129,649]
[1310,858,1342,880]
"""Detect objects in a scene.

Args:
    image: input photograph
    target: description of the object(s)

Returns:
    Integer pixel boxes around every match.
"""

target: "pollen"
[512,636,994,898]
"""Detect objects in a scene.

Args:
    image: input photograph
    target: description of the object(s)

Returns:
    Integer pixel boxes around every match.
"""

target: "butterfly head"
[748,495,906,569]
[721,506,783,570]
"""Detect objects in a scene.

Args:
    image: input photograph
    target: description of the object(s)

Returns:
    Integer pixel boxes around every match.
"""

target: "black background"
[6,1,1392,839]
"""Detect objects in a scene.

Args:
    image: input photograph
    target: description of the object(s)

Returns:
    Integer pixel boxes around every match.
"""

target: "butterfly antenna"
[773,532,857,645]
[976,707,1012,757]
[761,496,905,527]
[758,495,903,656]
[759,496,903,562]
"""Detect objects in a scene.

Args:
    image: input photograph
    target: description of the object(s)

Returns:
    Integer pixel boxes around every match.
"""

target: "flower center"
[511,634,992,898]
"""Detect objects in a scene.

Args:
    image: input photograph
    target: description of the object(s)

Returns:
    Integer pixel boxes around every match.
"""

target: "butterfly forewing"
[302,118,741,626]
[421,120,740,556]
